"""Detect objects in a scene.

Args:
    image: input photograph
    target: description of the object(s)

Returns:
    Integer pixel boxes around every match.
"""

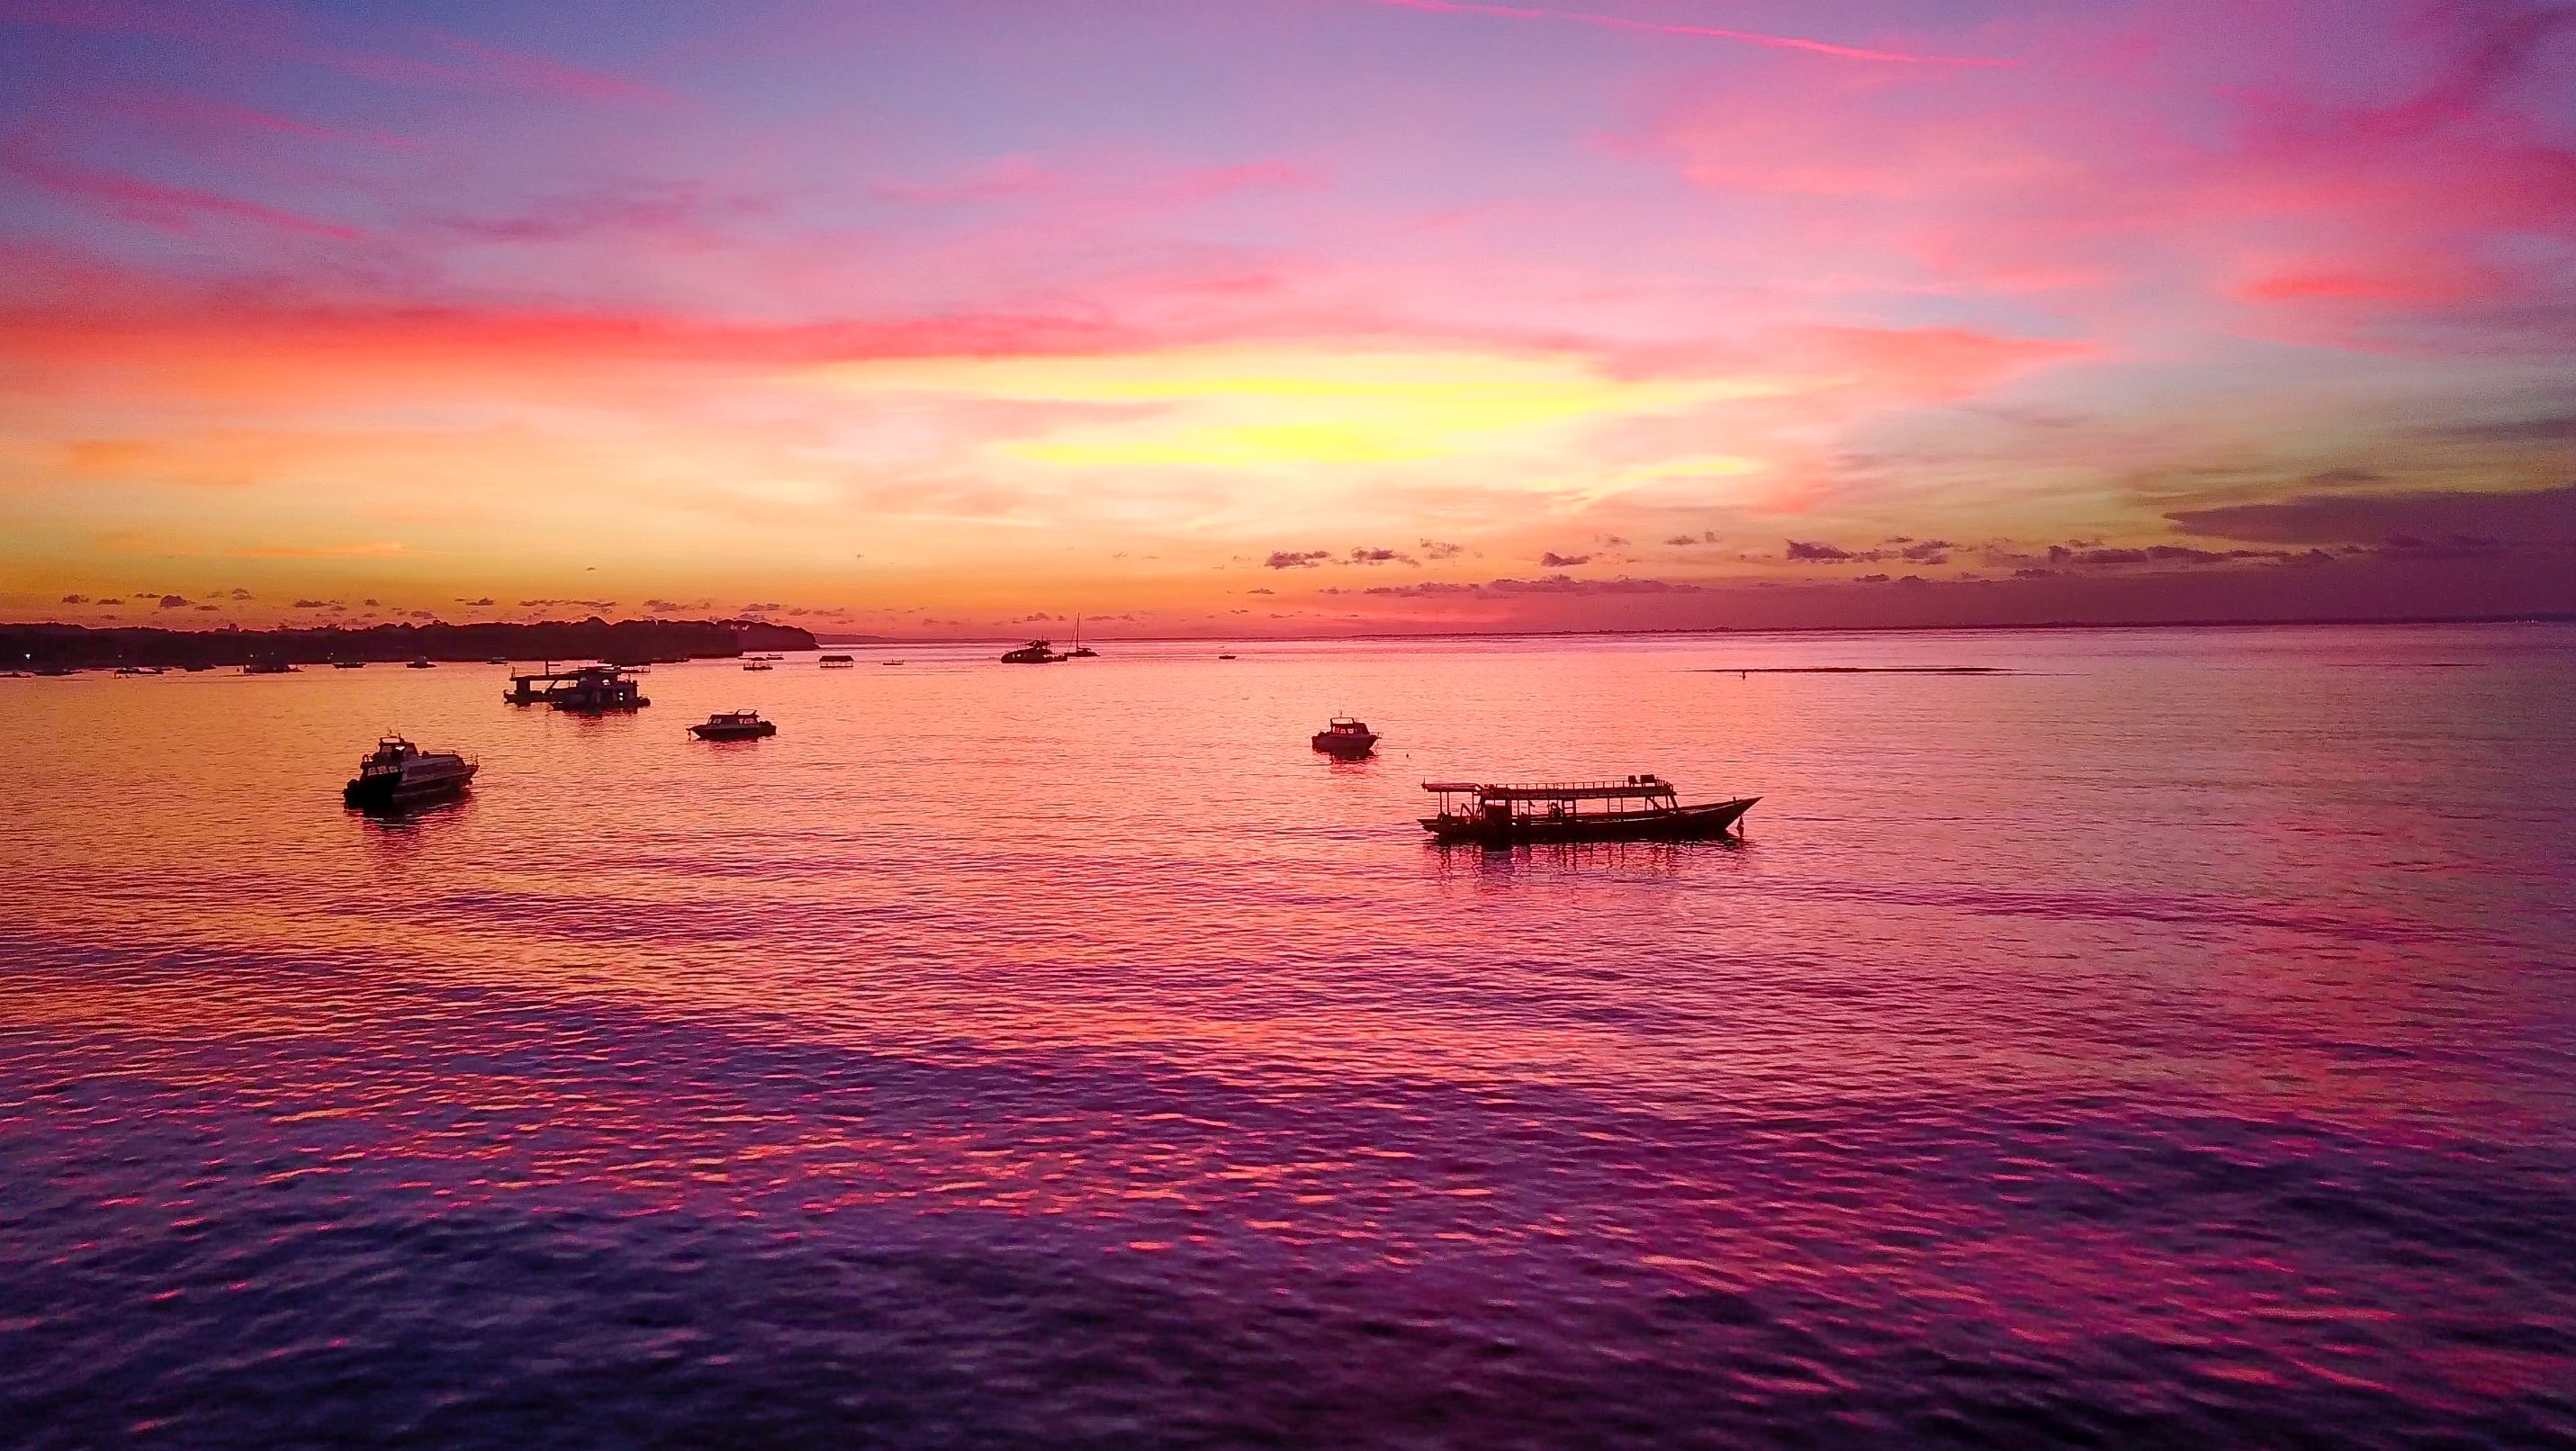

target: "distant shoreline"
[1,617,818,671]
[4,609,2564,667]
[814,610,2576,647]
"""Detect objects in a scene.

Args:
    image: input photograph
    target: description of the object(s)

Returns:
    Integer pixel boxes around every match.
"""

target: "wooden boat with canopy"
[1419,774,1757,845]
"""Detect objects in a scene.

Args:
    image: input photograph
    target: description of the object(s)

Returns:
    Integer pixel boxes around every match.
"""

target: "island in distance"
[4,617,819,672]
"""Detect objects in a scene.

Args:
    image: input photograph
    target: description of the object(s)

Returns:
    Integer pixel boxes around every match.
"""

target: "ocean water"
[3,623,2572,1448]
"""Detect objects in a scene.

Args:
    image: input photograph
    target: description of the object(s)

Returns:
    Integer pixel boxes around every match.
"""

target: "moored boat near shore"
[1420,775,1757,845]
[506,663,649,711]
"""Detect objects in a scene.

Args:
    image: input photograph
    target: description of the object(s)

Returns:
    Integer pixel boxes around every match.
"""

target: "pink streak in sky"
[1354,0,2017,66]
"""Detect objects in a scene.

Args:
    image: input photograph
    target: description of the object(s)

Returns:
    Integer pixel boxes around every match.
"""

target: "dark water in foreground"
[5,623,2573,1448]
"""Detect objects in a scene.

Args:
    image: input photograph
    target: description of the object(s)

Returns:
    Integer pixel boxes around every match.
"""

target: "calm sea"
[4,624,2572,1448]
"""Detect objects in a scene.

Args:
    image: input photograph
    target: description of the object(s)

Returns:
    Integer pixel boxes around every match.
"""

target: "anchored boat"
[689,709,777,740]
[343,735,477,812]
[505,663,649,712]
[1420,775,1757,845]
[1311,716,1379,758]
[818,653,855,668]
[1001,639,1066,663]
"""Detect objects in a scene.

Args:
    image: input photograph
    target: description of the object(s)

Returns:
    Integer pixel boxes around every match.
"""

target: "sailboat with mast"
[1068,616,1097,658]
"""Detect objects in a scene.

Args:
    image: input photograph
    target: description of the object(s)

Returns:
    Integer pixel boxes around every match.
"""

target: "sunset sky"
[5,0,2573,635]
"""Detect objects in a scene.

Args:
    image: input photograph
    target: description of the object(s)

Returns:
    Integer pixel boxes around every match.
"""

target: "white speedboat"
[343,735,477,812]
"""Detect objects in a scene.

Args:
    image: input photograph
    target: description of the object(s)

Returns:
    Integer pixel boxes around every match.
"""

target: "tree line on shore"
[2,617,819,671]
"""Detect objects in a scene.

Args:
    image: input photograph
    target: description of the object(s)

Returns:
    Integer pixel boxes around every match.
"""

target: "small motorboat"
[1311,717,1379,758]
[485,656,509,665]
[243,659,297,674]
[1420,775,1758,846]
[743,659,774,671]
[113,665,164,676]
[1217,653,1238,660]
[1001,639,1066,663]
[819,653,855,668]
[332,660,366,669]
[690,709,777,740]
[343,735,477,812]
[407,657,436,670]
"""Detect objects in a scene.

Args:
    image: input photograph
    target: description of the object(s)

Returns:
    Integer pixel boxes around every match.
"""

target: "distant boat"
[1419,775,1758,846]
[343,735,476,813]
[485,656,509,665]
[689,708,777,741]
[407,657,435,670]
[1067,617,1096,658]
[819,653,855,668]
[1311,716,1379,758]
[1217,653,1238,660]
[332,660,366,670]
[1001,639,1066,663]
[243,659,297,675]
[114,665,163,676]
[743,659,774,671]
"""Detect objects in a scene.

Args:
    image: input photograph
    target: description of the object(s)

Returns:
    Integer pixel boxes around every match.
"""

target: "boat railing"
[1422,777,1680,804]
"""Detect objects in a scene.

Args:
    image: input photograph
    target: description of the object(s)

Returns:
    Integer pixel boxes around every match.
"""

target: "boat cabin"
[356,735,421,776]
[1424,774,1680,825]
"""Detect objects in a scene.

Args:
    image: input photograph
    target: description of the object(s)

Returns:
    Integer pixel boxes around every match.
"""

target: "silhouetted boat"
[819,653,855,668]
[689,709,777,741]
[343,735,476,812]
[243,659,297,675]
[1419,775,1757,845]
[1311,717,1379,758]
[506,663,649,712]
[407,657,435,669]
[332,660,366,670]
[1001,639,1066,663]
[743,659,774,671]
[1068,617,1096,658]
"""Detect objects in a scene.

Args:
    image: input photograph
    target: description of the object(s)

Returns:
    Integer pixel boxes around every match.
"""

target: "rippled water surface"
[5,624,2574,1448]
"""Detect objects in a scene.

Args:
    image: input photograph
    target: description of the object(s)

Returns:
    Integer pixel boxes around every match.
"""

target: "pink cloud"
[1,149,366,240]
[1637,0,2576,350]
[1350,0,2015,67]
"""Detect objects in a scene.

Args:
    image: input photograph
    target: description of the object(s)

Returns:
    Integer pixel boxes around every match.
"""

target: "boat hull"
[1419,796,1758,845]
[343,764,477,813]
[689,723,777,740]
[1312,734,1378,758]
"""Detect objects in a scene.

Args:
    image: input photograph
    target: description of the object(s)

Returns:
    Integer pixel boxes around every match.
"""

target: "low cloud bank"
[2167,484,2576,545]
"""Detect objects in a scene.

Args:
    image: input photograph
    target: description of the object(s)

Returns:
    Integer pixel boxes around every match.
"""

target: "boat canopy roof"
[1423,775,1676,801]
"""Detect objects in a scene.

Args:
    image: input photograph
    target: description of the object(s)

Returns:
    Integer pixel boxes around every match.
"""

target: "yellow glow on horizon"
[810,347,1792,472]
